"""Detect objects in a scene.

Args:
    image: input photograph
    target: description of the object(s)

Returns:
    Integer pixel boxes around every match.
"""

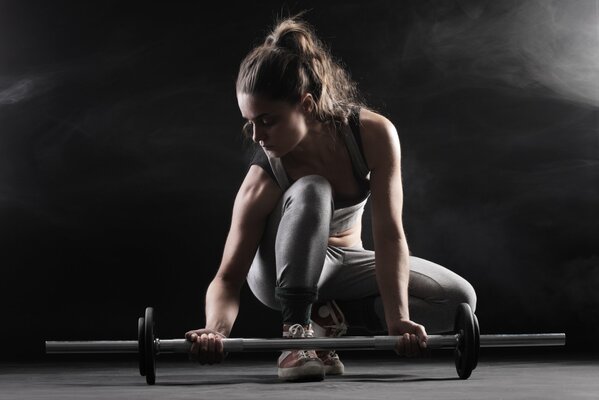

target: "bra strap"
[339,121,370,179]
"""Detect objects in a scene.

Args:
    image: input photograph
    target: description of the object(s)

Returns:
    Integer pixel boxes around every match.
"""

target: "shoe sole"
[278,361,325,382]
[324,363,345,376]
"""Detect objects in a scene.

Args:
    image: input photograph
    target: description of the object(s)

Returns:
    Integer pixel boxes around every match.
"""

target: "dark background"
[1,0,597,360]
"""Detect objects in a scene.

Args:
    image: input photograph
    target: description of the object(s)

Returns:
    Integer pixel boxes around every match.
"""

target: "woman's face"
[237,92,309,158]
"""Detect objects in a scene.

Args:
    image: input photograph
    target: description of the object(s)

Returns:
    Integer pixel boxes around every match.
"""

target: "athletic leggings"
[246,175,477,334]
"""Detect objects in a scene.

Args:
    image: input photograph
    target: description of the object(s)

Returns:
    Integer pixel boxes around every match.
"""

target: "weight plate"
[473,313,480,370]
[144,307,156,385]
[138,317,146,376]
[454,303,476,379]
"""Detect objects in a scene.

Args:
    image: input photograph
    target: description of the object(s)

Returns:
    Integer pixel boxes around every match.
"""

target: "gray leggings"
[246,175,477,334]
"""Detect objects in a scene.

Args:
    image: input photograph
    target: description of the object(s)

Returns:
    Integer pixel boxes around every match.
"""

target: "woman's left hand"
[388,319,429,358]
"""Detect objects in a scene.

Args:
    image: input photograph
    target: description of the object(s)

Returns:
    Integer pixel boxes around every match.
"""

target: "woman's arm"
[362,113,427,357]
[203,165,282,337]
[367,117,412,332]
[187,165,282,364]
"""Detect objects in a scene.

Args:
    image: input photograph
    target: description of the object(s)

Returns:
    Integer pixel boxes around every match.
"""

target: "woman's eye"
[242,118,275,129]
[242,121,253,135]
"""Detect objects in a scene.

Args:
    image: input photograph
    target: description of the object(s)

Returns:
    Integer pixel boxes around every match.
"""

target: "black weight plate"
[138,317,146,376]
[454,303,476,379]
[144,307,156,385]
[473,313,480,370]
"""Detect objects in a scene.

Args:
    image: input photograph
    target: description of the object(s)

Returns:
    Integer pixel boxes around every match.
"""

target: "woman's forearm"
[204,278,241,337]
[374,235,411,332]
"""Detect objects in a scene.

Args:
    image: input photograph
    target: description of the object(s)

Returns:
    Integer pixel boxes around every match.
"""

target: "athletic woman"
[185,14,477,382]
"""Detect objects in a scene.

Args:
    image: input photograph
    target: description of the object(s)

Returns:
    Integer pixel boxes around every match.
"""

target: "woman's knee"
[278,175,334,226]
[284,175,333,208]
[447,277,477,314]
[409,256,477,314]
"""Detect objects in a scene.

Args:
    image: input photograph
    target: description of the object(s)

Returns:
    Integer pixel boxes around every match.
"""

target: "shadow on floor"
[61,373,459,387]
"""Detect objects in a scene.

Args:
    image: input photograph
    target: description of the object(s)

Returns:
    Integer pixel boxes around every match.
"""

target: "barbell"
[45,303,566,385]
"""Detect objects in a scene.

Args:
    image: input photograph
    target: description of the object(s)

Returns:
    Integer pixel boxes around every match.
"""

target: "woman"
[185,14,477,382]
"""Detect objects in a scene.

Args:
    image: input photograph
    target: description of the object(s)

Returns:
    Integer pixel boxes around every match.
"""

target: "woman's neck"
[284,123,338,166]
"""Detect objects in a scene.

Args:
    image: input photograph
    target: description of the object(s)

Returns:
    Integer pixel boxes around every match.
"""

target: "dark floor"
[1,350,598,399]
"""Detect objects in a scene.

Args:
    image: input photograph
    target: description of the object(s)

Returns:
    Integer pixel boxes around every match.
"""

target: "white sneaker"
[310,301,347,375]
[277,323,325,382]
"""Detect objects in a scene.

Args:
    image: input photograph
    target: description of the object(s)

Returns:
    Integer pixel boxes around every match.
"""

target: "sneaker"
[277,323,325,382]
[315,350,344,375]
[310,301,348,375]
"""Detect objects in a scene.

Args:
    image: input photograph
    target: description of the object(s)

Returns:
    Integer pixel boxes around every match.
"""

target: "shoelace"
[287,324,313,338]
[286,324,315,360]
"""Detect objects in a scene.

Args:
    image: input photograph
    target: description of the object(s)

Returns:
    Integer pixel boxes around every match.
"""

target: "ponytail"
[236,11,372,139]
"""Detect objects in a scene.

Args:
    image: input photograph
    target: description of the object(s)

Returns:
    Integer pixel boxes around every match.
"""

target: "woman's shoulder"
[247,145,278,182]
[358,107,397,135]
[355,107,400,170]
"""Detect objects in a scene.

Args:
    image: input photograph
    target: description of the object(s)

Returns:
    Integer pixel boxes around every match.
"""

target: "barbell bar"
[46,334,566,353]
[45,304,566,384]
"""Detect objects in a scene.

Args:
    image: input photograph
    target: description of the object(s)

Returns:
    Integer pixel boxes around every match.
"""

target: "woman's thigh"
[248,239,477,333]
[317,245,477,313]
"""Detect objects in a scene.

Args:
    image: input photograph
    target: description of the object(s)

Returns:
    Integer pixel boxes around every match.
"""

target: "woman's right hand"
[185,328,227,364]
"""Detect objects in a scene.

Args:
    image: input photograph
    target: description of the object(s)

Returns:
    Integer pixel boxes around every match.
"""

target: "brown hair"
[236,11,373,141]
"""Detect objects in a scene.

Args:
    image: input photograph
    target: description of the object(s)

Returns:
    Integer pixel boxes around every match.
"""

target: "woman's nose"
[252,126,266,144]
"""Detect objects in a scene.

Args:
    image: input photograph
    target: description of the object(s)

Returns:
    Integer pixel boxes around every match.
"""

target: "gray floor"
[1,352,598,400]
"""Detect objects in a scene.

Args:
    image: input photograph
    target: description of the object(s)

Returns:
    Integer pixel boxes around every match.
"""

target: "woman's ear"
[299,93,316,116]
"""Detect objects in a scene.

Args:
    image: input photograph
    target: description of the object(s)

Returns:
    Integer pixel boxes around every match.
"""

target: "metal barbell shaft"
[46,340,139,353]
[45,336,455,353]
[479,334,565,347]
[45,333,565,354]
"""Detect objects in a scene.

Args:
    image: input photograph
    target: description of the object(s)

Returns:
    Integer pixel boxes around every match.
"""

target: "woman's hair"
[236,11,373,141]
